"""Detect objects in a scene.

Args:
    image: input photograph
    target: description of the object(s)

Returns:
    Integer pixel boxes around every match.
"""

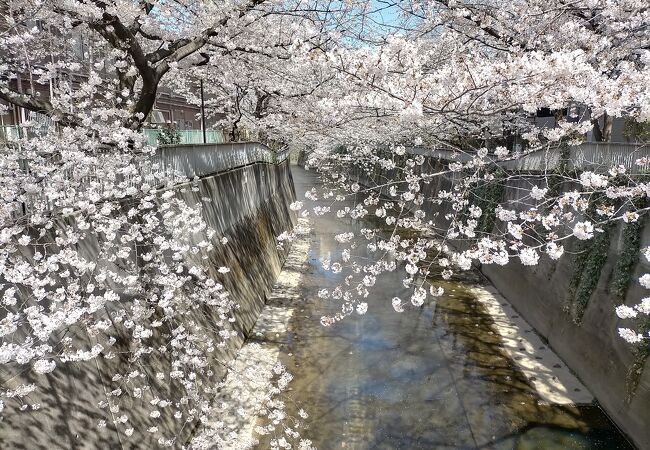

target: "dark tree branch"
[0,88,78,127]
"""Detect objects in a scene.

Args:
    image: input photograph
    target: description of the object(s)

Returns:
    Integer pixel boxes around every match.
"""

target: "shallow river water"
[256,167,633,450]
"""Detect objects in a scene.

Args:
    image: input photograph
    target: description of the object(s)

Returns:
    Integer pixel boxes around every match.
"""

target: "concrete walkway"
[191,218,312,449]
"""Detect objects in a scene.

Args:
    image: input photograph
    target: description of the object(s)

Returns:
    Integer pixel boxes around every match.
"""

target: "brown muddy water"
[255,167,633,450]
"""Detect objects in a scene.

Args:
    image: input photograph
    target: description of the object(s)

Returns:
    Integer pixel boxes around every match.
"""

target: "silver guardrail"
[410,142,650,172]
[149,141,289,180]
[8,142,289,221]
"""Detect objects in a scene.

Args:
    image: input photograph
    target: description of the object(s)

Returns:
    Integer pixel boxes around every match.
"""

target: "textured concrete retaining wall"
[0,159,296,449]
[436,167,648,449]
[480,215,650,449]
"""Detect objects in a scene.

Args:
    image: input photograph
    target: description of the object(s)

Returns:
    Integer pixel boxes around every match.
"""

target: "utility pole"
[200,79,207,144]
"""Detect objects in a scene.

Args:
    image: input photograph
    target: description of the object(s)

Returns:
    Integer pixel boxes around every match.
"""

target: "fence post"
[200,79,207,144]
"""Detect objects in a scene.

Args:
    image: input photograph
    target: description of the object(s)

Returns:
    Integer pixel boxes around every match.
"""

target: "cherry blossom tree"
[284,0,650,346]
[0,0,352,447]
[1,0,650,447]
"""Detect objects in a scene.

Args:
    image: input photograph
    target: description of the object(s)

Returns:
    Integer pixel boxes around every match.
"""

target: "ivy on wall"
[541,145,574,280]
[566,222,613,323]
[613,202,650,402]
[546,144,573,200]
[565,193,614,324]
[610,215,646,300]
[467,169,506,234]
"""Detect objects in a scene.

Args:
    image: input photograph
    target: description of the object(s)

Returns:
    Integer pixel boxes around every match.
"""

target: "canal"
[255,166,632,450]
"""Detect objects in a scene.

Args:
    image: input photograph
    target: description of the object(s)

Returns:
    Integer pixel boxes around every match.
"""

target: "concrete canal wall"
[0,144,296,449]
[479,204,650,449]
[430,156,649,449]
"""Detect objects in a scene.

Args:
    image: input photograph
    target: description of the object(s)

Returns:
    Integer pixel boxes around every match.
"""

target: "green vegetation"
[567,223,613,323]
[615,206,650,402]
[157,126,182,145]
[623,118,650,142]
[565,194,613,323]
[468,170,506,234]
[610,215,646,300]
[546,144,572,201]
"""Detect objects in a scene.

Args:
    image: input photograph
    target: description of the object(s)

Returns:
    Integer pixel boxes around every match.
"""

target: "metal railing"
[147,142,289,181]
[0,125,55,142]
[142,129,226,146]
[1,125,226,146]
[569,142,650,170]
[7,142,289,221]
[0,125,21,142]
[411,141,650,172]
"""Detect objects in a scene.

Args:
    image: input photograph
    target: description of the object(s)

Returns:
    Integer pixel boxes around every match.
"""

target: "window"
[149,110,166,124]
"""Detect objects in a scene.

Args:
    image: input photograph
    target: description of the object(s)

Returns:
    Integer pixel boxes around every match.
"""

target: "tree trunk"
[591,112,613,142]
[602,113,613,142]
